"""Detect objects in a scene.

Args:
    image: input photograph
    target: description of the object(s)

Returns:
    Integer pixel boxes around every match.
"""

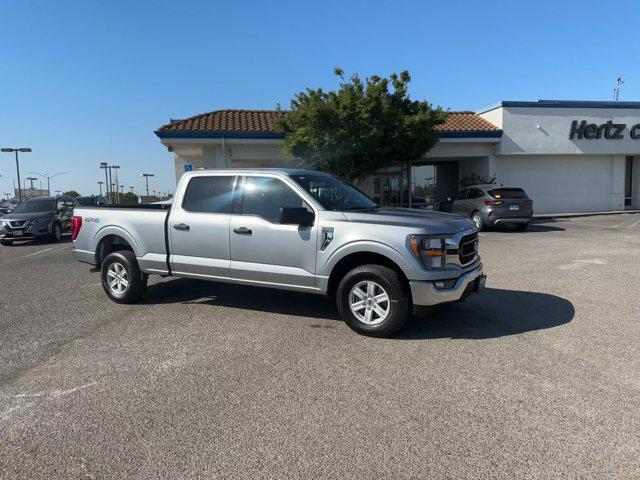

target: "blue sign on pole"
[184,164,193,172]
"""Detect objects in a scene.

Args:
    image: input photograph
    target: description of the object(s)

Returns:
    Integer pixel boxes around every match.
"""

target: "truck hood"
[342,207,474,233]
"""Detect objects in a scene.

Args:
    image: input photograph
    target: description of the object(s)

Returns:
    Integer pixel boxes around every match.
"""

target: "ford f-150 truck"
[73,169,485,336]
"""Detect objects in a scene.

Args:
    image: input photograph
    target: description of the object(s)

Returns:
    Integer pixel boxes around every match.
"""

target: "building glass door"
[625,156,633,208]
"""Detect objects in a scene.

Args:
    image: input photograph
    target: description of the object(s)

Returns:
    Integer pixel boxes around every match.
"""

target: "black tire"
[0,239,13,246]
[471,211,484,231]
[336,264,411,337]
[101,250,147,304]
[515,222,529,231]
[51,222,63,242]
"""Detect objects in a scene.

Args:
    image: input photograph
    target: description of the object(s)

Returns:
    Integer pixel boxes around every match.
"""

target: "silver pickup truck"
[73,169,485,336]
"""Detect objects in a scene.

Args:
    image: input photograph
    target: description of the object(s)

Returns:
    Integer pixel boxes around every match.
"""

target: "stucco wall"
[496,106,640,156]
[495,155,625,213]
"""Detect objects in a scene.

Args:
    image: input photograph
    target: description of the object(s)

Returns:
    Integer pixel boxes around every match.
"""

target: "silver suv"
[73,169,485,336]
[444,185,533,230]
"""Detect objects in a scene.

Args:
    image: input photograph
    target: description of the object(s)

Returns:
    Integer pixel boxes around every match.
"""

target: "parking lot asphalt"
[1,214,639,479]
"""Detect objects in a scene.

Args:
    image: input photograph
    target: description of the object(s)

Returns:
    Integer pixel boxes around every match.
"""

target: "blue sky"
[1,0,639,196]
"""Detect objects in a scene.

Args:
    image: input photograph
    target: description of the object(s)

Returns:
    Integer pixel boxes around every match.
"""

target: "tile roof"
[433,111,501,132]
[156,109,500,137]
[157,109,287,133]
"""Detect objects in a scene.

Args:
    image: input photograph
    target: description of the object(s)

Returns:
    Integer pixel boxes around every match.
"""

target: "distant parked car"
[76,195,110,206]
[441,185,533,230]
[0,195,78,245]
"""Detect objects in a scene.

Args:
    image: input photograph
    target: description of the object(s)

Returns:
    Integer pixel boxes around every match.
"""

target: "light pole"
[97,181,104,195]
[1,147,31,202]
[25,177,38,190]
[129,186,134,193]
[142,173,154,197]
[29,171,67,196]
[112,165,121,204]
[99,162,110,199]
[3,193,10,200]
[55,190,62,195]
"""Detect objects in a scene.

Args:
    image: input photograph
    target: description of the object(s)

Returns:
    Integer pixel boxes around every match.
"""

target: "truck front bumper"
[409,264,485,306]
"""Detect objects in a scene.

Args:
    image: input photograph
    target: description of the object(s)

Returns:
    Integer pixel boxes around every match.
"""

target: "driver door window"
[240,176,311,223]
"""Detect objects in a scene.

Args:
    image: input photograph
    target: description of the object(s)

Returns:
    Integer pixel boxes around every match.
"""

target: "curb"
[534,210,640,220]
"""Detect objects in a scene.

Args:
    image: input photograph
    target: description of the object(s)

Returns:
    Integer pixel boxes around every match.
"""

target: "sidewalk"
[534,209,640,220]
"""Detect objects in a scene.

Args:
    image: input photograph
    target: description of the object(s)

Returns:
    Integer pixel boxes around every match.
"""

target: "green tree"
[119,192,139,204]
[63,190,80,198]
[277,68,447,184]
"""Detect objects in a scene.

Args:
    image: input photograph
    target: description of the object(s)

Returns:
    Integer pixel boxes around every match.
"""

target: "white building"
[156,100,640,214]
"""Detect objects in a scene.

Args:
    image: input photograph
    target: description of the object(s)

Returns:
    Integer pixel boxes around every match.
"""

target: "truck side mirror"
[279,207,315,226]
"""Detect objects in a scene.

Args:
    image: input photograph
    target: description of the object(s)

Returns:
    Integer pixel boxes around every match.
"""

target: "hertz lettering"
[569,120,639,140]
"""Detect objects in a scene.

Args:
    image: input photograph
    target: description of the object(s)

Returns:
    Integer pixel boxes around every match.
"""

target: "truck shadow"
[401,288,574,340]
[142,279,573,339]
[142,278,338,320]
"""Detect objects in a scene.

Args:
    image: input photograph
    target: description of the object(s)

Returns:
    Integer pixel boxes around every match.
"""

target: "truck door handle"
[173,223,190,231]
[233,227,252,235]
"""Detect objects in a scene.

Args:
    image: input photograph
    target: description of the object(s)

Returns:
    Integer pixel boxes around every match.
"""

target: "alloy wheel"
[348,280,390,326]
[107,262,129,295]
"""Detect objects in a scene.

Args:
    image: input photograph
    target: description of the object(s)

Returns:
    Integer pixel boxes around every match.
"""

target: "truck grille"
[459,232,478,265]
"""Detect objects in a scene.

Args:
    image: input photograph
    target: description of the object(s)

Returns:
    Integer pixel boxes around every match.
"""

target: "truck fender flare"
[322,240,416,278]
[91,225,141,261]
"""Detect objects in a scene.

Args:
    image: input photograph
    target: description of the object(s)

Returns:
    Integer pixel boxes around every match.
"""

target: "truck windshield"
[290,173,378,211]
[11,199,56,213]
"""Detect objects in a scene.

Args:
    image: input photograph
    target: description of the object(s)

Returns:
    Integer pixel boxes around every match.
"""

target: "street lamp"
[97,181,104,195]
[129,186,134,193]
[29,171,67,196]
[1,147,31,202]
[99,162,110,199]
[142,173,154,197]
[25,177,38,190]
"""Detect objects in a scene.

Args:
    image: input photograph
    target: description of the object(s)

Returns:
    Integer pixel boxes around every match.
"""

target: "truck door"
[168,175,236,280]
[229,175,318,290]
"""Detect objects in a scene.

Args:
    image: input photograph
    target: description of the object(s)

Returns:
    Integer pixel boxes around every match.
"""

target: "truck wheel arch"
[94,230,138,266]
[327,251,409,299]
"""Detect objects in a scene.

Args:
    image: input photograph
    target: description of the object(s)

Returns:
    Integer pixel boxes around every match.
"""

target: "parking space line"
[628,220,640,230]
[23,247,53,258]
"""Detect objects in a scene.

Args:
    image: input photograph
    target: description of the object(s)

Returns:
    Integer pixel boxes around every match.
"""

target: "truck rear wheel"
[336,264,411,336]
[101,250,147,304]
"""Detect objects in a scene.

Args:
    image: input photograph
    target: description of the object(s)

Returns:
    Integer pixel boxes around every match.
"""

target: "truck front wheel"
[336,264,411,336]
[101,250,147,304]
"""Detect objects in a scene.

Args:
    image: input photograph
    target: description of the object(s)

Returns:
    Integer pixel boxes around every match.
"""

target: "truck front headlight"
[410,235,448,269]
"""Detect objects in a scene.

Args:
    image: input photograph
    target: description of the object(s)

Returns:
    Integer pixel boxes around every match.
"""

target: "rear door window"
[454,189,468,200]
[488,188,527,199]
[182,176,235,213]
[467,188,484,199]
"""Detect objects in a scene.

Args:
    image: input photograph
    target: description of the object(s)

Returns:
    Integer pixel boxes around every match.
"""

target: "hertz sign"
[569,120,640,140]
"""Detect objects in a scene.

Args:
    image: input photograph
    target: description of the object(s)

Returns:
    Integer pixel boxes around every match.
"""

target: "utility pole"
[142,173,154,197]
[1,147,31,202]
[614,77,624,102]
[97,181,104,195]
[29,171,66,196]
[112,165,121,204]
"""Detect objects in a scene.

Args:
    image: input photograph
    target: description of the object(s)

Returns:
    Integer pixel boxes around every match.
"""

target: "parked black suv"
[0,196,78,246]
